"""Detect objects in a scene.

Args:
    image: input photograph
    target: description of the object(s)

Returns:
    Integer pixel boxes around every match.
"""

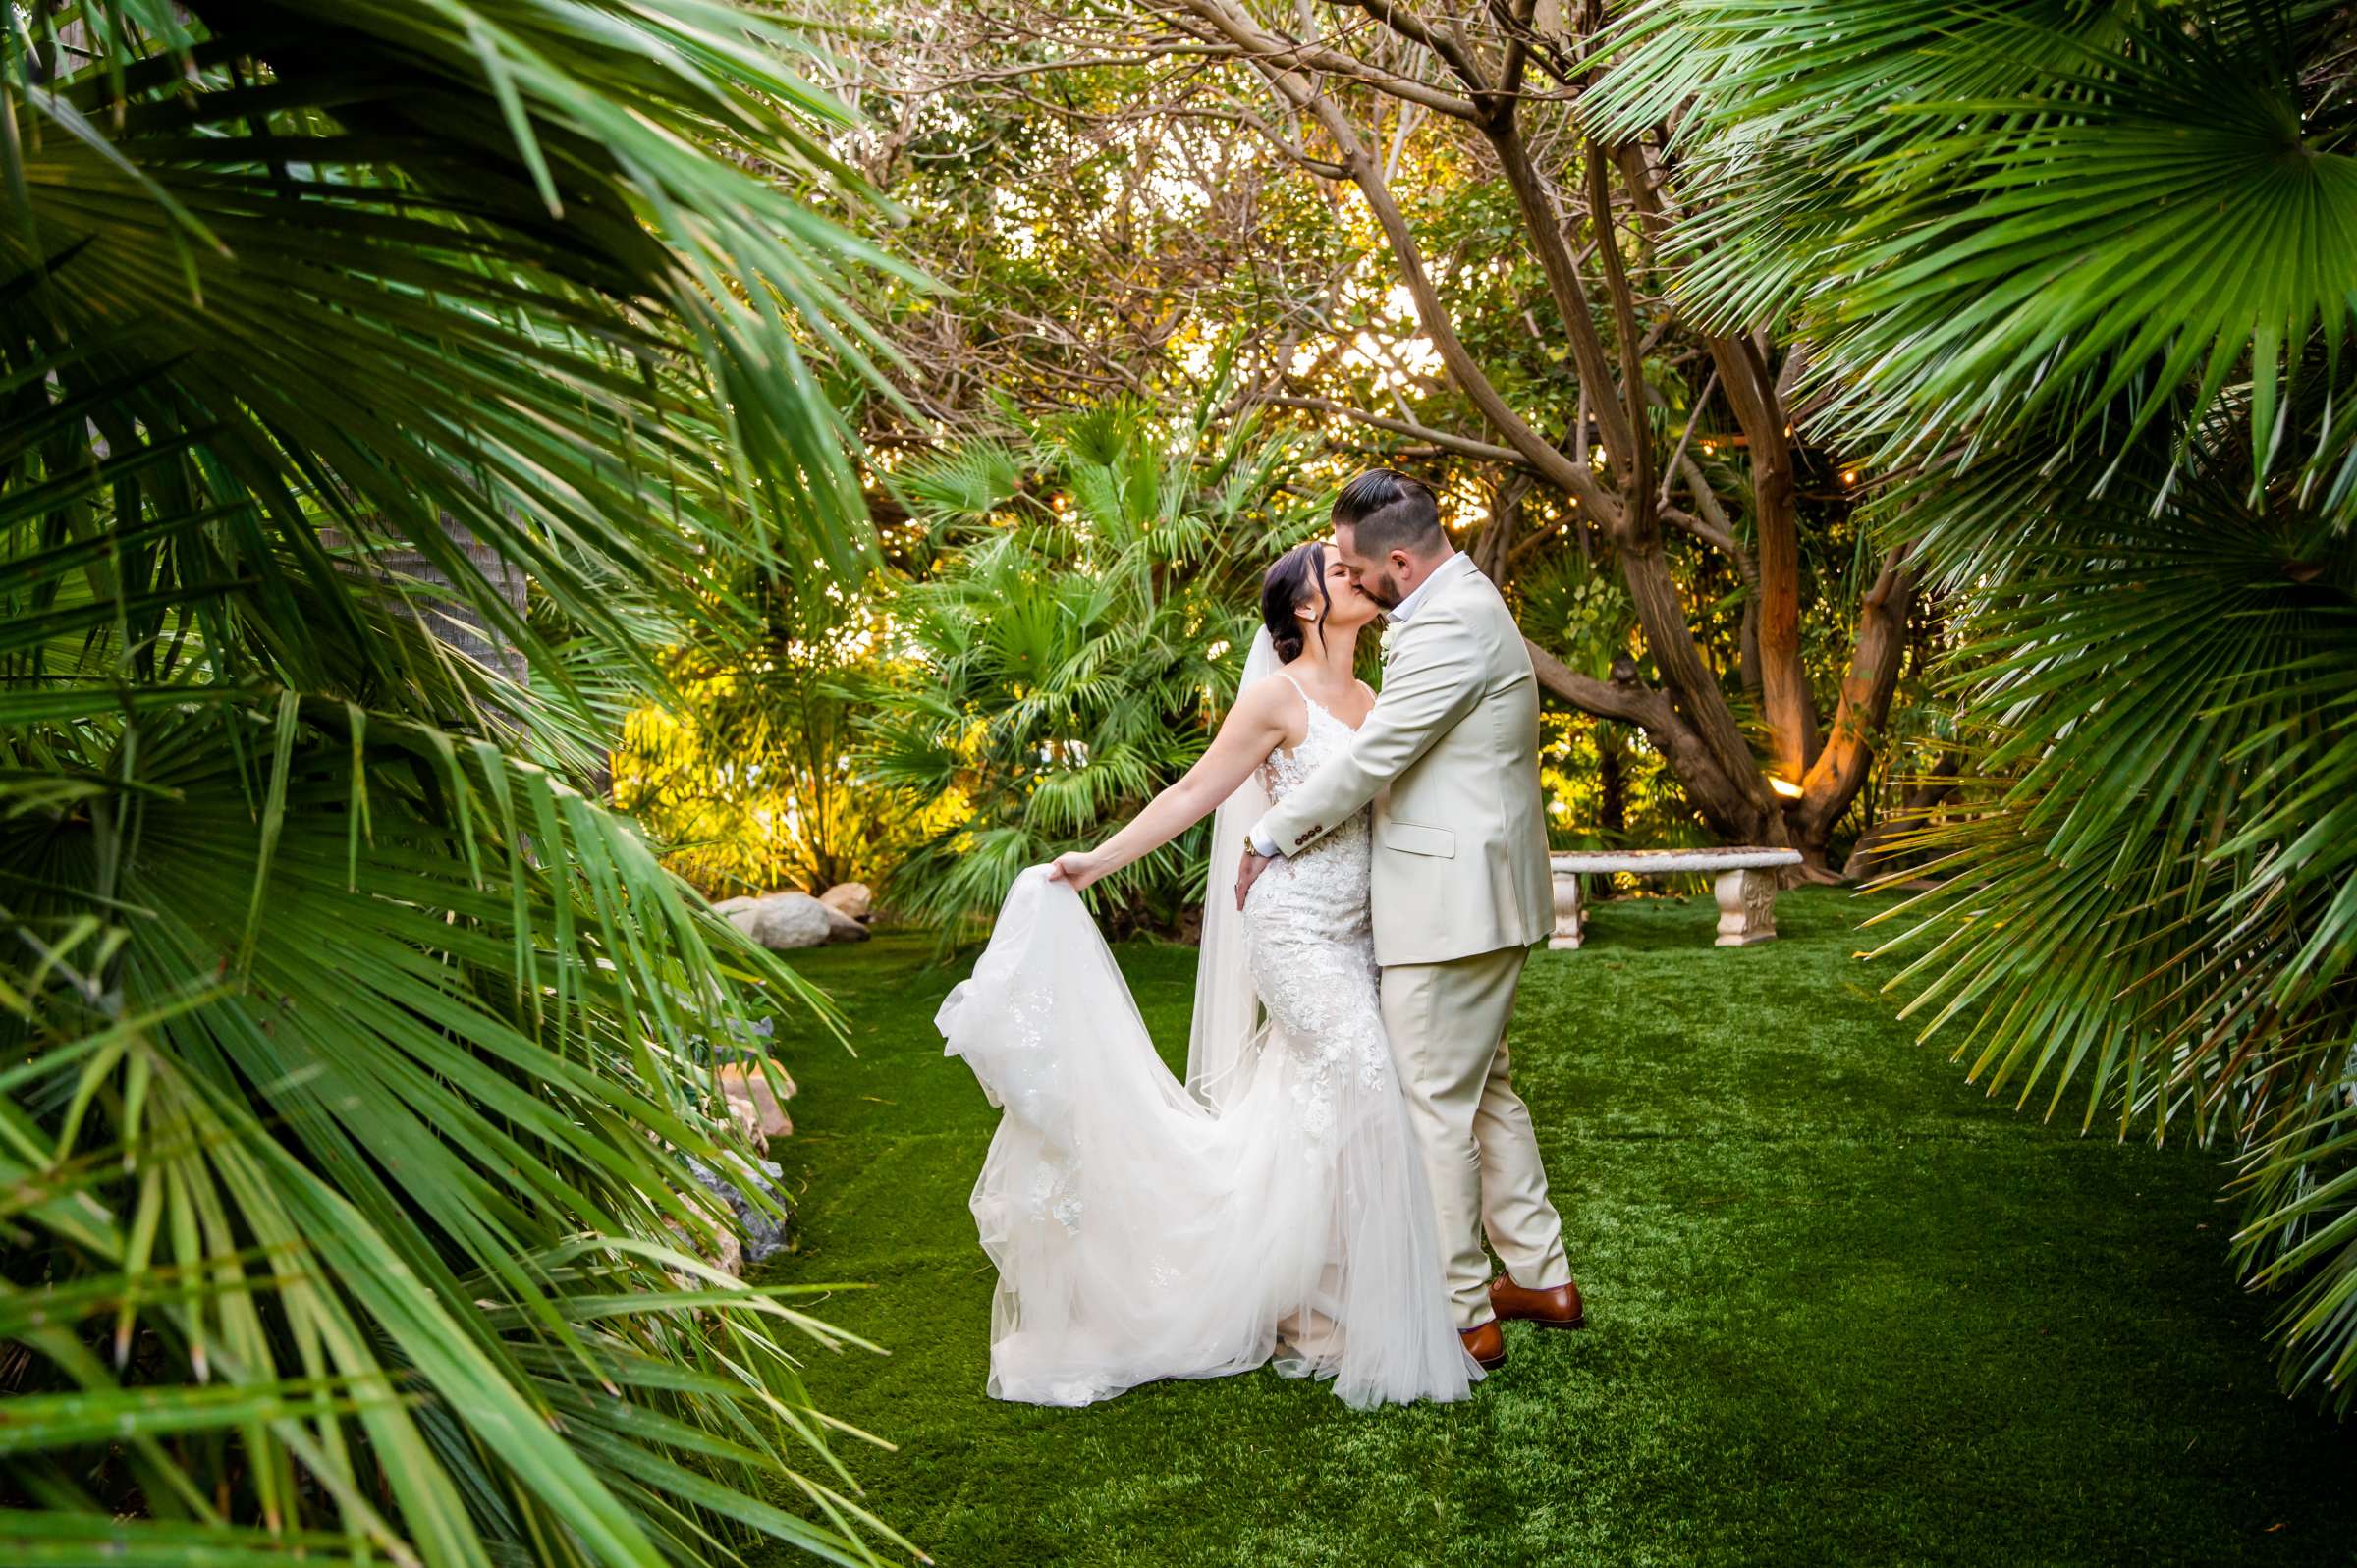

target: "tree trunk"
[372,514,530,688]
[1842,751,1959,882]
[1598,728,1627,843]
[1724,348,1815,780]
[1794,547,1916,867]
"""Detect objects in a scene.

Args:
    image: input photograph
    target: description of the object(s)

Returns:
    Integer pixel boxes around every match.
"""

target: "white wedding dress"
[936,668,1477,1409]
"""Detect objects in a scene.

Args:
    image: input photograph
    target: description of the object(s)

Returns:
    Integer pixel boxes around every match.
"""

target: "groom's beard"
[1359,571,1404,610]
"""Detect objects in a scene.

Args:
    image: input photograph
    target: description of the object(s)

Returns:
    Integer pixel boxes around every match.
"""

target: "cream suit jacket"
[1257,559,1554,967]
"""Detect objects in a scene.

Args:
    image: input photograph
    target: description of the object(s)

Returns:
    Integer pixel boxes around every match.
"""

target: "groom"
[1236,469,1583,1369]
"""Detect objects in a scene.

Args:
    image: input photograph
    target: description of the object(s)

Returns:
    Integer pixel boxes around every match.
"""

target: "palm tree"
[1,2,922,1560]
[859,399,1319,938]
[1595,1,2357,1409]
[611,566,937,900]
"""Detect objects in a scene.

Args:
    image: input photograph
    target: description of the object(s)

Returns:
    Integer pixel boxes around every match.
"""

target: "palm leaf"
[3,0,919,1559]
[1598,0,2357,514]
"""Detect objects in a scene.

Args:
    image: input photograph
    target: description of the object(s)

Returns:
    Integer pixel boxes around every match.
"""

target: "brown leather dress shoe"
[1489,1271,1586,1330]
[1459,1319,1507,1370]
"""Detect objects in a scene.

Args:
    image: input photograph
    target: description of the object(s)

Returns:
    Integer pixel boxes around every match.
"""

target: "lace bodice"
[1258,678,1368,801]
[1243,676,1386,1150]
[1260,686,1351,797]
[1251,678,1373,906]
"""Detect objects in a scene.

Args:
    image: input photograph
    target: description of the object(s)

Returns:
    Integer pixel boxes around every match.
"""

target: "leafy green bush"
[0,3,914,1559]
[1601,0,2357,1409]
[614,576,947,899]
[858,400,1321,938]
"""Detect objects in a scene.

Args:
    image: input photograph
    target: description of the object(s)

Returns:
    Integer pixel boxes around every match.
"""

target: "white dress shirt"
[1380,548,1472,628]
[1248,551,1473,857]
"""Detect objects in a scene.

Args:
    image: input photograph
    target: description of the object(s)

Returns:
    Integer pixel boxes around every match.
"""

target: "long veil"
[1184,625,1277,1110]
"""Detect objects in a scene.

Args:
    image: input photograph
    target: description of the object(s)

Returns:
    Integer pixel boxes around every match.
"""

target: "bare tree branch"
[1170,0,1483,117]
[1257,393,1528,463]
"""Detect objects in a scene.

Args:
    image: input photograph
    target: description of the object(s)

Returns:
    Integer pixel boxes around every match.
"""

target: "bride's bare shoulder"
[1237,670,1301,709]
[1219,671,1300,738]
[1234,670,1310,717]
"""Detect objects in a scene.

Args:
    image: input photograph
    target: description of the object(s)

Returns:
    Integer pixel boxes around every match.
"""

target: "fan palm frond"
[1607,0,2357,1410]
[1600,0,2357,514]
[1853,361,2357,1409]
[4,1,917,1557]
[858,400,1318,939]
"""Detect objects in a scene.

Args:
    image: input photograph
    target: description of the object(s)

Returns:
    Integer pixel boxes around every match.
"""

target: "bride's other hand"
[1235,847,1275,910]
[1047,850,1104,890]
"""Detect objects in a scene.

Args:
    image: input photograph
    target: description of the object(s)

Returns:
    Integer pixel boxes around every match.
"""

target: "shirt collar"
[1385,550,1475,626]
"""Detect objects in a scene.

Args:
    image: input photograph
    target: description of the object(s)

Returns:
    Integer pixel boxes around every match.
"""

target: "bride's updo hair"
[1261,540,1332,663]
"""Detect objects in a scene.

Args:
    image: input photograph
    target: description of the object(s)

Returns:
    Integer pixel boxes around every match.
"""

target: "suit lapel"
[1381,556,1484,670]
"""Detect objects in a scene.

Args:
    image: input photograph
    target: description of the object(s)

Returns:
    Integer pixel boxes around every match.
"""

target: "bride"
[934,540,1478,1409]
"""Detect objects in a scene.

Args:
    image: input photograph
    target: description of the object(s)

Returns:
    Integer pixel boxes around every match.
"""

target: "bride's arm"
[1047,677,1292,891]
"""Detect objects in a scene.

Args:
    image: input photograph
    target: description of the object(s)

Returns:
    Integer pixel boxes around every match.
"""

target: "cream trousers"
[1380,943,1571,1328]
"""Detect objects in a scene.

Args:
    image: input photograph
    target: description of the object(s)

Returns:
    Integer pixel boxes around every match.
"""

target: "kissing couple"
[937,468,1585,1408]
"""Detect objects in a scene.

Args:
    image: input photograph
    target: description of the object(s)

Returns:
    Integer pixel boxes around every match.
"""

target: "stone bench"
[1548,848,1804,949]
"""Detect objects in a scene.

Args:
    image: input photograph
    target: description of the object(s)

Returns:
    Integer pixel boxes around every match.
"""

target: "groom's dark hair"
[1332,469,1445,559]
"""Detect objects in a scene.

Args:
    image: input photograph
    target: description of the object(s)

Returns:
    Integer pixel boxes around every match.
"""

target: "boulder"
[656,1058,798,1285]
[818,882,873,922]
[718,1060,796,1142]
[720,1088,769,1154]
[673,1151,793,1279]
[821,902,871,944]
[721,892,832,950]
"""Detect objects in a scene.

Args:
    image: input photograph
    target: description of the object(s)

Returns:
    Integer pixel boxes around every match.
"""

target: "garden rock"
[719,1060,796,1142]
[821,902,871,944]
[719,892,832,950]
[819,882,873,922]
[674,1152,794,1278]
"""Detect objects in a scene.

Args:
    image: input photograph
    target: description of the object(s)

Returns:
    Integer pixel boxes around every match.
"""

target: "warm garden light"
[18,0,2350,1560]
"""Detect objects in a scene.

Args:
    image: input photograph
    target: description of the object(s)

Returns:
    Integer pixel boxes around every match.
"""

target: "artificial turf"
[752,888,2357,1567]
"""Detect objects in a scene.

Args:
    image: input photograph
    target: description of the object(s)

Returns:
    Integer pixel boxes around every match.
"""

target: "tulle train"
[936,868,1476,1409]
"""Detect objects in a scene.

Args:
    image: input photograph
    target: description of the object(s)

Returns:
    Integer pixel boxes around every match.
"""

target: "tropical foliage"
[1596,0,2357,1408]
[826,1,1950,875]
[613,579,949,899]
[857,399,1321,937]
[1,2,917,1561]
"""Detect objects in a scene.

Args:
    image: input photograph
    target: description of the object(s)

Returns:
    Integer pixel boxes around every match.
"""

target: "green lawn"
[753,889,2357,1568]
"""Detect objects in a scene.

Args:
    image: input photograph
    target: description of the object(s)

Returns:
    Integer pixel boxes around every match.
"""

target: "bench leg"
[1713,868,1779,946]
[1549,868,1584,949]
